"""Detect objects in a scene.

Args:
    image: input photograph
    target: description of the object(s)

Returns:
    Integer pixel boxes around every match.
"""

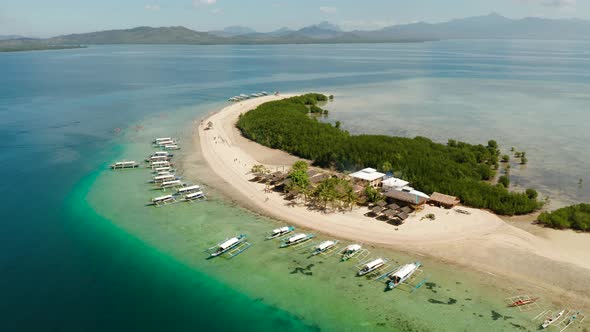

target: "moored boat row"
[228,91,270,102]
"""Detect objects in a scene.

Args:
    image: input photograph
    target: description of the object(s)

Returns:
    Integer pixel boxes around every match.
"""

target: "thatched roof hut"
[429,192,460,208]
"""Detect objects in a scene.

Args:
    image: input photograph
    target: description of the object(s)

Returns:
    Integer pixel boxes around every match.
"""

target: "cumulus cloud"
[194,0,217,6]
[144,4,160,11]
[319,6,337,14]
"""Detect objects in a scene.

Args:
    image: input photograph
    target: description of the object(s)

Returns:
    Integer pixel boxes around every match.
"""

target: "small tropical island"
[236,93,542,216]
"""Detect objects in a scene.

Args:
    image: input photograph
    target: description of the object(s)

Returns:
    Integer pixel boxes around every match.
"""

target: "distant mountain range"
[4,14,590,51]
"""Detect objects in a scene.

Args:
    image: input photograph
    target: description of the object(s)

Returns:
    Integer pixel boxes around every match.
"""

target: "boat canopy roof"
[155,137,172,141]
[178,185,200,193]
[365,258,385,269]
[115,161,137,165]
[273,226,290,234]
[161,180,181,186]
[317,241,335,251]
[185,191,204,199]
[154,174,175,180]
[152,194,173,202]
[288,233,306,243]
[155,166,171,171]
[164,145,178,148]
[392,263,418,279]
[151,161,170,166]
[219,237,240,250]
[153,151,168,155]
[346,244,362,252]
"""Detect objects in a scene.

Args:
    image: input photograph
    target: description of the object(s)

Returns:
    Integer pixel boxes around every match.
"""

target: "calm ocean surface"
[1,41,589,331]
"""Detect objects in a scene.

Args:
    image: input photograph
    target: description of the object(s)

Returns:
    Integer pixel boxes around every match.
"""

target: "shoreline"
[189,94,590,309]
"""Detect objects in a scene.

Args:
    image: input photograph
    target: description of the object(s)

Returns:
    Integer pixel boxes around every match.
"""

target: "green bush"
[538,204,590,231]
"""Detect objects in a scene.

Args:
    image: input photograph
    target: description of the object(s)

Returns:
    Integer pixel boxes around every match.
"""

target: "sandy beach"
[190,94,590,308]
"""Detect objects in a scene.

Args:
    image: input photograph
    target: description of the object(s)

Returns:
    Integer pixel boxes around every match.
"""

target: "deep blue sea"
[1,41,589,331]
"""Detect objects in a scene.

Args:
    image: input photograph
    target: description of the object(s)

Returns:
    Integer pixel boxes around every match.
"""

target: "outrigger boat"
[153,166,174,173]
[358,258,387,276]
[341,244,362,261]
[152,174,177,183]
[177,185,201,195]
[153,140,177,147]
[542,309,565,329]
[146,155,171,163]
[387,262,422,290]
[163,144,180,150]
[280,233,314,248]
[149,161,171,169]
[265,226,295,240]
[160,180,183,189]
[153,137,172,144]
[150,194,176,206]
[110,161,139,169]
[312,240,338,256]
[208,235,248,258]
[509,297,539,307]
[185,191,206,202]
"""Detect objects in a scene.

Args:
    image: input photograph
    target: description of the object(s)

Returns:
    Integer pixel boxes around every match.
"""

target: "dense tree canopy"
[237,94,542,215]
[538,204,590,231]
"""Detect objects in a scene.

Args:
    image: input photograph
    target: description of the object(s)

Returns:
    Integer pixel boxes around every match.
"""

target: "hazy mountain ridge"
[4,13,590,51]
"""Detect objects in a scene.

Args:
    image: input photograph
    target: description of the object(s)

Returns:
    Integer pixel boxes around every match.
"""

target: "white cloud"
[144,4,160,11]
[319,6,337,14]
[211,8,223,14]
[194,0,217,6]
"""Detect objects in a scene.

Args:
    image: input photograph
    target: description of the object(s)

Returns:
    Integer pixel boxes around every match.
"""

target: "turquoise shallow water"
[1,41,590,330]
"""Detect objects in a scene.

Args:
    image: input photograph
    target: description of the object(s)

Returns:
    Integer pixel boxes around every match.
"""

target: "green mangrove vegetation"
[538,204,590,231]
[236,94,542,215]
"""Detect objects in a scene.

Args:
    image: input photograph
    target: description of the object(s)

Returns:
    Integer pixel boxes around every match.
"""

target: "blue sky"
[1,0,587,37]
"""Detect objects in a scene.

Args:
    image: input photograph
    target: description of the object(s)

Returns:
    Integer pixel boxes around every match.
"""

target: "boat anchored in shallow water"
[265,226,295,240]
[150,194,176,207]
[341,244,362,261]
[541,309,565,329]
[312,240,338,256]
[387,262,422,290]
[206,234,251,259]
[280,233,314,248]
[110,161,139,169]
[358,258,387,276]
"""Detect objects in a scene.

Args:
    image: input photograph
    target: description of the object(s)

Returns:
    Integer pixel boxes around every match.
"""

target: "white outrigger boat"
[542,309,565,329]
[146,155,171,163]
[177,185,201,195]
[110,161,139,169]
[265,226,295,240]
[387,262,422,289]
[358,258,387,276]
[312,240,338,256]
[152,166,174,174]
[207,234,250,258]
[153,140,177,147]
[150,194,176,207]
[280,233,314,248]
[159,179,183,189]
[153,137,172,144]
[163,144,180,150]
[185,191,206,202]
[341,244,362,261]
[152,174,176,183]
[149,161,171,169]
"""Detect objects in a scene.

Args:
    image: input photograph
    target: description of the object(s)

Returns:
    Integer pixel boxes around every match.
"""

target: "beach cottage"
[428,192,460,209]
[349,168,386,189]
